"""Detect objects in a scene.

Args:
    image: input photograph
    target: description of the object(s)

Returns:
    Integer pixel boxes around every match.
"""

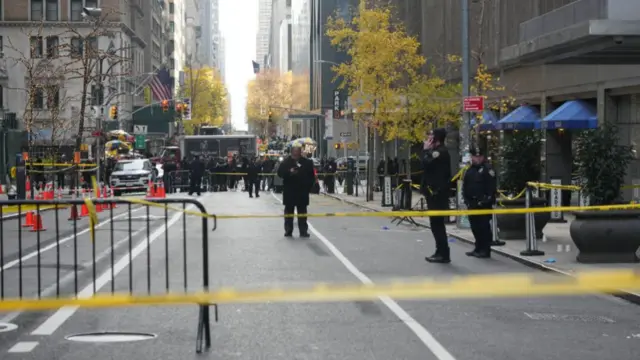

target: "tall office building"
[168,0,187,95]
[256,0,273,69]
[219,35,227,82]
[268,0,292,74]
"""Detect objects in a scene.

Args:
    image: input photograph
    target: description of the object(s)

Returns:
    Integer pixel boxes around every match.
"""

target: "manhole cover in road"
[66,332,157,343]
[0,322,18,333]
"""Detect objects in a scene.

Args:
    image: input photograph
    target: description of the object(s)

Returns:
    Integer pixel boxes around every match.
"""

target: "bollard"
[490,211,505,246]
[520,186,544,256]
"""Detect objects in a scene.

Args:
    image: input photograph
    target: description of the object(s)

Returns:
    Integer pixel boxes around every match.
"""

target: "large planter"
[496,198,550,240]
[570,210,640,263]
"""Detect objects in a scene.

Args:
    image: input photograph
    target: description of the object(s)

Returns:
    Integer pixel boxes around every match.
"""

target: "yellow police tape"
[0,269,637,311]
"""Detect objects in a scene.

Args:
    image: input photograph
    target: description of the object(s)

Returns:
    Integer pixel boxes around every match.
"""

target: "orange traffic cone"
[158,182,166,198]
[30,214,46,232]
[23,211,34,227]
[68,205,79,220]
[146,180,155,198]
[110,187,117,208]
[80,203,89,217]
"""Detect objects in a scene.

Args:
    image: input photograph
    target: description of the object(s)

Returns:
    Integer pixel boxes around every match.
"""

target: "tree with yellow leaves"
[245,69,291,136]
[326,1,424,142]
[181,67,229,134]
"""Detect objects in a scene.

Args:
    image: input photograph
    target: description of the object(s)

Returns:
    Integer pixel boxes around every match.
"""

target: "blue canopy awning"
[471,110,500,131]
[542,100,597,130]
[496,105,541,130]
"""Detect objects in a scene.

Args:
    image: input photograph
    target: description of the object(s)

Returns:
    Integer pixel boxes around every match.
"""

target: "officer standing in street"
[421,128,452,264]
[463,145,497,258]
[188,155,205,196]
[277,145,315,237]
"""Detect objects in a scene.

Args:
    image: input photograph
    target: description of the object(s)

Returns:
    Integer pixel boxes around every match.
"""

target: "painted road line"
[269,192,456,360]
[30,195,209,336]
[7,341,38,353]
[0,227,148,325]
[0,207,144,274]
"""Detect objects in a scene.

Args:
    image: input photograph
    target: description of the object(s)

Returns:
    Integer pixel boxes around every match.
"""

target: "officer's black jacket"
[421,144,451,197]
[462,162,497,208]
[190,159,205,177]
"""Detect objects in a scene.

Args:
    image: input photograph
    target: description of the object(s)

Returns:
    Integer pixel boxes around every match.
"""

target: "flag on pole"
[150,68,173,101]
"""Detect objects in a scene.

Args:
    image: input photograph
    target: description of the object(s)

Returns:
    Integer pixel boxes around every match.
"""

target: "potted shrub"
[497,131,550,239]
[570,124,638,263]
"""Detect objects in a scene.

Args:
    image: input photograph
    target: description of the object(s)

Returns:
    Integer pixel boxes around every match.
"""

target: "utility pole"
[461,0,470,160]
[457,0,471,229]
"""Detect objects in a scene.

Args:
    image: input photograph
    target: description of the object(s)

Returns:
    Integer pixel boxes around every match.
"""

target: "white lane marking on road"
[30,196,209,336]
[0,207,145,274]
[7,341,38,353]
[0,227,148,325]
[270,192,456,360]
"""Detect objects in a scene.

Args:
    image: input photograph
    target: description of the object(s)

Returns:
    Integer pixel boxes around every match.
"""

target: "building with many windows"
[256,0,272,69]
[0,0,147,139]
[168,0,187,95]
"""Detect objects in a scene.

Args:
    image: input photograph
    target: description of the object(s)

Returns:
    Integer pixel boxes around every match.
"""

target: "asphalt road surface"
[0,190,639,359]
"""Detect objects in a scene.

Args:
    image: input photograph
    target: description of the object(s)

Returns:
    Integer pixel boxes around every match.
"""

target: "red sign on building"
[463,96,484,112]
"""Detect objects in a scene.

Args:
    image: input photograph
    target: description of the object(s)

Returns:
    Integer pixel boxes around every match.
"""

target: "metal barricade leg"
[490,211,505,246]
[520,186,544,256]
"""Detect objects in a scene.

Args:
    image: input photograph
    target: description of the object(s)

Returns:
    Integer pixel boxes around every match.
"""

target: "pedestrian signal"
[161,99,169,112]
[109,105,118,120]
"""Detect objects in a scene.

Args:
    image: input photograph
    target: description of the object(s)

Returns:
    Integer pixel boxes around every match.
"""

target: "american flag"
[150,68,174,101]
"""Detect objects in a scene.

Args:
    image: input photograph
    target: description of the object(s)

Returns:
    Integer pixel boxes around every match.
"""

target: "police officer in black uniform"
[188,155,205,196]
[422,128,452,264]
[463,145,497,258]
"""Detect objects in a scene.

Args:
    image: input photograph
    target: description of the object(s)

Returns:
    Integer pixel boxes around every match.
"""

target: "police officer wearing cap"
[463,145,497,258]
[422,128,452,264]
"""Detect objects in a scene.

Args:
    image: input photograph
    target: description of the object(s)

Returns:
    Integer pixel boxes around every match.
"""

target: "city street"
[0,191,639,359]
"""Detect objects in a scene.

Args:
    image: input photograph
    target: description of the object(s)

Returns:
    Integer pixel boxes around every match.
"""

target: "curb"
[321,192,640,306]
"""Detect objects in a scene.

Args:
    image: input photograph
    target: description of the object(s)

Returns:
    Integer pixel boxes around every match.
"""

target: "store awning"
[495,106,541,131]
[542,100,597,130]
[470,110,500,131]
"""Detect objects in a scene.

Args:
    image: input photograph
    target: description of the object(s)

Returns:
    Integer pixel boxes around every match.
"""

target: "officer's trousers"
[468,213,492,254]
[284,204,308,234]
[189,176,202,195]
[425,193,450,258]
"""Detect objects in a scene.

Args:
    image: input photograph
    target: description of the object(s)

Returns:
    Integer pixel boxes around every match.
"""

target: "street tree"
[326,0,424,141]
[3,22,77,158]
[181,66,229,134]
[245,69,291,136]
[63,6,133,151]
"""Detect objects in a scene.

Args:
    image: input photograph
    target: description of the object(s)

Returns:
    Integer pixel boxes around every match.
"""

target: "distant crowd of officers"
[172,153,340,199]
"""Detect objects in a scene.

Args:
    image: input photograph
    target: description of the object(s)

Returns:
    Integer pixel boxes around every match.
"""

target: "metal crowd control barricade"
[0,198,217,353]
[521,186,544,256]
[168,170,191,193]
[490,204,505,246]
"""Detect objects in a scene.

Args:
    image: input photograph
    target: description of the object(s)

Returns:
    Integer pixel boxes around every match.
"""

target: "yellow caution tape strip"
[111,197,640,220]
[0,269,637,311]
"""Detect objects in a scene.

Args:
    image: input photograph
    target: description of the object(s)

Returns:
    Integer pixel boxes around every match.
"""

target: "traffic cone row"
[146,181,166,198]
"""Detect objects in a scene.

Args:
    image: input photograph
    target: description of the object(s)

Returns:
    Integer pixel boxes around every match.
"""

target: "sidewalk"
[322,189,640,303]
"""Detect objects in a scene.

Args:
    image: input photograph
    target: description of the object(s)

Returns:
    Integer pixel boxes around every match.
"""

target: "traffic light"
[176,103,183,113]
[161,99,169,112]
[109,105,118,120]
[268,110,273,122]
[334,143,342,150]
